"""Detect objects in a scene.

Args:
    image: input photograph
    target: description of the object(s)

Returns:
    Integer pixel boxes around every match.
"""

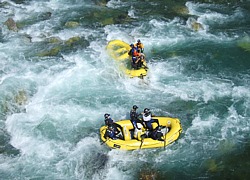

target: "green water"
[0,0,250,179]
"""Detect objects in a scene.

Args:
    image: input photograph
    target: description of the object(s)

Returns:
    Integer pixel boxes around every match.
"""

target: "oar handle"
[139,138,144,149]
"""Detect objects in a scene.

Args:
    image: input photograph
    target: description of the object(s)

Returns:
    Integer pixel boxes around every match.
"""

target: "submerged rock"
[1,101,9,115]
[0,90,28,116]
[4,18,18,32]
[238,35,250,52]
[37,36,89,57]
[38,46,61,57]
[205,159,224,173]
[38,12,52,21]
[65,21,79,28]
[191,21,204,31]
[80,152,109,179]
[14,90,28,106]
[22,34,32,43]
[46,37,62,44]
[101,17,114,26]
[207,159,219,173]
[188,17,204,31]
[139,170,158,180]
[93,0,111,6]
[15,12,52,29]
[0,129,20,156]
[173,5,189,15]
[63,36,90,53]
[0,2,10,8]
[82,9,132,26]
[65,36,81,46]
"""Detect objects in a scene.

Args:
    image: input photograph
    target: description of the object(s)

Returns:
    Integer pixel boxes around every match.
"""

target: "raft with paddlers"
[106,39,148,78]
[100,116,182,150]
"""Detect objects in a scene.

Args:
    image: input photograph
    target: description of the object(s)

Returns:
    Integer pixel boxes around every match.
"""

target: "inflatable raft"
[100,117,182,150]
[106,40,148,78]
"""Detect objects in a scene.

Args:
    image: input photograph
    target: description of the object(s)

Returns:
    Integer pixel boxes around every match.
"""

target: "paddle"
[139,134,146,149]
[164,132,167,150]
[142,64,148,69]
[164,125,169,150]
[139,136,144,149]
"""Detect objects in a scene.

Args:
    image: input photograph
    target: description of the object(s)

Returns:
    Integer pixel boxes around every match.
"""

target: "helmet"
[137,39,141,43]
[130,44,134,47]
[104,113,110,118]
[144,108,150,114]
[133,105,138,109]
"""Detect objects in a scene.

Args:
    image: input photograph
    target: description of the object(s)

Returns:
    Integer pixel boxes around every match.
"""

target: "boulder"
[65,21,79,28]
[238,35,250,52]
[38,46,61,57]
[191,21,204,31]
[4,18,18,32]
[14,90,28,105]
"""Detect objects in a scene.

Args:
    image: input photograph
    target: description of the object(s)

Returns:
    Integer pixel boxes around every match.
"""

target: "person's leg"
[131,62,137,69]
[130,119,138,129]
[112,123,122,134]
[152,119,160,126]
[138,59,142,68]
[146,121,153,131]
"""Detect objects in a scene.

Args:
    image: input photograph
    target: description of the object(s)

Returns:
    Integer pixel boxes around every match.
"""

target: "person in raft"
[148,125,165,141]
[131,52,144,69]
[134,39,145,62]
[130,105,144,130]
[128,43,137,56]
[128,43,144,69]
[134,39,144,53]
[104,113,122,136]
[141,108,160,131]
[104,125,122,140]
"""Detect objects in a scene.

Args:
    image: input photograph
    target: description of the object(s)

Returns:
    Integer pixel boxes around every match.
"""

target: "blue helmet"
[130,44,134,47]
[137,39,141,43]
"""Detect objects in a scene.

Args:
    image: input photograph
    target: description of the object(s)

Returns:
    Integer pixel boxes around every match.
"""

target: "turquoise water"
[0,0,250,179]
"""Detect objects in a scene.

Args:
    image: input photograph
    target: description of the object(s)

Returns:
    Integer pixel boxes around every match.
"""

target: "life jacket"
[128,47,138,57]
[151,127,163,140]
[105,118,113,126]
[135,42,144,49]
[135,43,144,53]
[133,123,143,140]
[133,50,140,57]
[142,113,151,121]
[130,109,138,120]
[104,128,116,139]
[108,129,116,139]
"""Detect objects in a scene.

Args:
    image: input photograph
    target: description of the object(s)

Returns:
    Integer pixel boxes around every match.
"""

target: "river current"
[0,0,250,179]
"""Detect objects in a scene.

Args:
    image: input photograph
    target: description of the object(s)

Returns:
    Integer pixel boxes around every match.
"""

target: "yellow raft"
[106,39,148,78]
[100,117,182,150]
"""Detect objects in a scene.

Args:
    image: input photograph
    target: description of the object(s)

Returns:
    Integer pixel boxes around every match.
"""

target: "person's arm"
[135,58,140,63]
[104,130,109,139]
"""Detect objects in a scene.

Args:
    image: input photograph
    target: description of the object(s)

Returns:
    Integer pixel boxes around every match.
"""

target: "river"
[0,0,250,179]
